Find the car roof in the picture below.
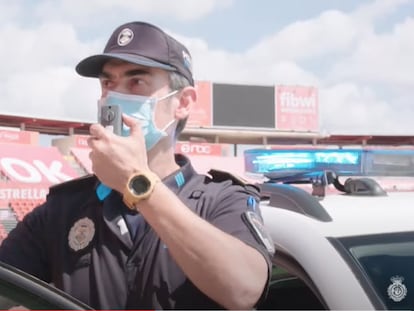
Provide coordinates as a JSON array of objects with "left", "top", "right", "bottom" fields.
[{"left": 261, "top": 188, "right": 414, "bottom": 238}]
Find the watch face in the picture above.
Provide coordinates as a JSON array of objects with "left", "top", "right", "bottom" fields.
[{"left": 130, "top": 175, "right": 151, "bottom": 195}]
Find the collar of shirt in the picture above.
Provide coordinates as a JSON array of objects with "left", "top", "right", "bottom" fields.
[
  {"left": 96, "top": 154, "right": 199, "bottom": 242},
  {"left": 95, "top": 153, "right": 198, "bottom": 202}
]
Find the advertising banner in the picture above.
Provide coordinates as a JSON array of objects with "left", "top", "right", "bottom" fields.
[
  {"left": 70, "top": 147, "right": 92, "bottom": 173},
  {"left": 186, "top": 81, "right": 212, "bottom": 128},
  {"left": 0, "top": 130, "right": 38, "bottom": 145},
  {"left": 275, "top": 85, "right": 319, "bottom": 131},
  {"left": 176, "top": 142, "right": 225, "bottom": 156},
  {"left": 0, "top": 144, "right": 78, "bottom": 184},
  {"left": 74, "top": 135, "right": 90, "bottom": 148},
  {"left": 0, "top": 182, "right": 50, "bottom": 203}
]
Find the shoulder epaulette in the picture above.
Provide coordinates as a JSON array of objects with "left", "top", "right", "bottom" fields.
[
  {"left": 207, "top": 169, "right": 249, "bottom": 187},
  {"left": 48, "top": 174, "right": 99, "bottom": 196}
]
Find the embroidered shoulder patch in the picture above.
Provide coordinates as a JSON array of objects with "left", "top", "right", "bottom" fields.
[{"left": 243, "top": 211, "right": 275, "bottom": 256}]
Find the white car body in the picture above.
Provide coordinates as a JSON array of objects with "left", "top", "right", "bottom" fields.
[{"left": 260, "top": 181, "right": 414, "bottom": 310}]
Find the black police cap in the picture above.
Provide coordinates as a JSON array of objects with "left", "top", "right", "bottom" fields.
[{"left": 76, "top": 21, "right": 194, "bottom": 86}]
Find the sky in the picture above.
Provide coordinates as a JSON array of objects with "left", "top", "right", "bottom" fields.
[{"left": 0, "top": 0, "right": 413, "bottom": 135}]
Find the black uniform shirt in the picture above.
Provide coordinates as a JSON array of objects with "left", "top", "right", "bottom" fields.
[{"left": 0, "top": 154, "right": 272, "bottom": 309}]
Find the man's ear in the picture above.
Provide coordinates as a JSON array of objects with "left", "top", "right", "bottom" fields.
[{"left": 176, "top": 86, "right": 197, "bottom": 119}]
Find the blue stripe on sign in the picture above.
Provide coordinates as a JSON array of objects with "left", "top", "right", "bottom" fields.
[{"left": 175, "top": 172, "right": 185, "bottom": 187}]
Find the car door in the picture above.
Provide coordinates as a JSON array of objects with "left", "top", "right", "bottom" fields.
[
  {"left": 258, "top": 250, "right": 327, "bottom": 310},
  {"left": 0, "top": 261, "right": 93, "bottom": 310}
]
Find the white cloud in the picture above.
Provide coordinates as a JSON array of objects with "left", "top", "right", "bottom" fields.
[
  {"left": 320, "top": 83, "right": 413, "bottom": 134},
  {"left": 0, "top": 20, "right": 101, "bottom": 121},
  {"left": 1, "top": 65, "right": 99, "bottom": 121},
  {"left": 352, "top": 0, "right": 413, "bottom": 23},
  {"left": 330, "top": 17, "right": 414, "bottom": 88},
  {"left": 2, "top": 67, "right": 76, "bottom": 118},
  {"left": 0, "top": 2, "right": 21, "bottom": 24},
  {"left": 0, "top": 23, "right": 95, "bottom": 73},
  {"left": 246, "top": 10, "right": 358, "bottom": 63},
  {"left": 0, "top": 0, "right": 413, "bottom": 136},
  {"left": 33, "top": 0, "right": 234, "bottom": 23},
  {"left": 173, "top": 31, "right": 320, "bottom": 86}
]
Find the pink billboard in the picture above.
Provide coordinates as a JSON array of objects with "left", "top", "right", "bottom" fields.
[
  {"left": 74, "top": 135, "right": 90, "bottom": 148},
  {"left": 186, "top": 81, "right": 212, "bottom": 128},
  {"left": 70, "top": 147, "right": 92, "bottom": 174},
  {"left": 0, "top": 182, "right": 50, "bottom": 203},
  {"left": 0, "top": 130, "right": 39, "bottom": 145},
  {"left": 275, "top": 85, "right": 319, "bottom": 131},
  {"left": 175, "top": 142, "right": 231, "bottom": 156},
  {"left": 0, "top": 143, "right": 78, "bottom": 184}
]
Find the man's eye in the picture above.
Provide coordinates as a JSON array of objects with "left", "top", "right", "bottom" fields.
[
  {"left": 101, "top": 80, "right": 112, "bottom": 88},
  {"left": 131, "top": 78, "right": 143, "bottom": 85}
]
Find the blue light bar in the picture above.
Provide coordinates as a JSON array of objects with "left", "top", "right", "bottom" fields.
[{"left": 244, "top": 148, "right": 414, "bottom": 176}]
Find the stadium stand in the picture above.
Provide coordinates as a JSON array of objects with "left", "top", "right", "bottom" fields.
[
  {"left": 9, "top": 199, "right": 45, "bottom": 222},
  {"left": 0, "top": 223, "right": 7, "bottom": 244},
  {"left": 1, "top": 112, "right": 414, "bottom": 243},
  {"left": 69, "top": 147, "right": 92, "bottom": 175},
  {"left": 0, "top": 200, "right": 18, "bottom": 244},
  {"left": 0, "top": 138, "right": 81, "bottom": 238}
]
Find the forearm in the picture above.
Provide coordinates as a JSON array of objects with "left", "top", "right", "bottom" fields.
[{"left": 138, "top": 183, "right": 268, "bottom": 310}]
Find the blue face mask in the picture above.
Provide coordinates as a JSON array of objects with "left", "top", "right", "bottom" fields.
[{"left": 99, "top": 90, "right": 177, "bottom": 150}]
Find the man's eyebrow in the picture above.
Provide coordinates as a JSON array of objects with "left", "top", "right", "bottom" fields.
[
  {"left": 99, "top": 71, "right": 111, "bottom": 79},
  {"left": 125, "top": 69, "right": 150, "bottom": 77}
]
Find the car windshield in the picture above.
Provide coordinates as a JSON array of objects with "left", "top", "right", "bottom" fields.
[{"left": 336, "top": 232, "right": 414, "bottom": 310}]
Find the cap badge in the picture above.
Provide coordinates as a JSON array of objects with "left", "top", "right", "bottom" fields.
[
  {"left": 68, "top": 217, "right": 95, "bottom": 251},
  {"left": 117, "top": 28, "right": 134, "bottom": 46}
]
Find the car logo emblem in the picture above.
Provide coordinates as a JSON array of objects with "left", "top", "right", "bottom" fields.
[
  {"left": 387, "top": 275, "right": 407, "bottom": 302},
  {"left": 68, "top": 217, "right": 95, "bottom": 251}
]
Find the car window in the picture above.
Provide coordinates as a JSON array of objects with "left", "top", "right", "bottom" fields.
[
  {"left": 258, "top": 258, "right": 326, "bottom": 310},
  {"left": 0, "top": 281, "right": 58, "bottom": 310},
  {"left": 336, "top": 232, "right": 414, "bottom": 310},
  {"left": 0, "top": 262, "right": 92, "bottom": 310}
]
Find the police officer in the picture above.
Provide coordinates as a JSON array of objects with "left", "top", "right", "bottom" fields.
[{"left": 0, "top": 21, "right": 273, "bottom": 310}]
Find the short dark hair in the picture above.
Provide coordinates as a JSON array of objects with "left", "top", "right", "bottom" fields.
[{"left": 168, "top": 72, "right": 191, "bottom": 140}]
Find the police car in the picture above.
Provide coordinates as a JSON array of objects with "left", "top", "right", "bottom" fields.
[
  {"left": 0, "top": 261, "right": 91, "bottom": 310},
  {"left": 250, "top": 148, "right": 414, "bottom": 310},
  {"left": 0, "top": 148, "right": 413, "bottom": 310}
]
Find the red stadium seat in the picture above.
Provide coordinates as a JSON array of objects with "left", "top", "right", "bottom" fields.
[
  {"left": 0, "top": 223, "right": 7, "bottom": 242},
  {"left": 8, "top": 199, "right": 44, "bottom": 222}
]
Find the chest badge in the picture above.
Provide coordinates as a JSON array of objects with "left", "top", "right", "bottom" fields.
[{"left": 68, "top": 217, "right": 95, "bottom": 251}]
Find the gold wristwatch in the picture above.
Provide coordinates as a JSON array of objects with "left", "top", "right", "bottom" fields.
[{"left": 122, "top": 171, "right": 160, "bottom": 209}]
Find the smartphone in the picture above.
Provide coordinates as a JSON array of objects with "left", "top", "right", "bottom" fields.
[{"left": 99, "top": 104, "right": 123, "bottom": 135}]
